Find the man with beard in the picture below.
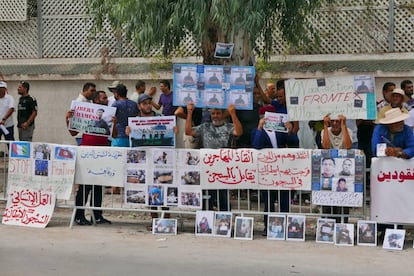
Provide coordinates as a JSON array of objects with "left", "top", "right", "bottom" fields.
[
  {"left": 17, "top": 81, "right": 38, "bottom": 141},
  {"left": 185, "top": 103, "right": 242, "bottom": 211}
]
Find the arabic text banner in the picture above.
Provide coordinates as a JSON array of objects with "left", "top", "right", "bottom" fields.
[
  {"left": 257, "top": 149, "right": 312, "bottom": 190},
  {"left": 285, "top": 75, "right": 376, "bottom": 121},
  {"left": 371, "top": 157, "right": 414, "bottom": 224},
  {"left": 75, "top": 146, "right": 126, "bottom": 186},
  {"left": 2, "top": 188, "right": 55, "bottom": 228},
  {"left": 200, "top": 148, "right": 258, "bottom": 189},
  {"left": 8, "top": 142, "right": 77, "bottom": 200}
]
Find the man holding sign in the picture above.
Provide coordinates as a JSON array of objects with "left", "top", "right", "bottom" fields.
[{"left": 66, "top": 90, "right": 115, "bottom": 225}]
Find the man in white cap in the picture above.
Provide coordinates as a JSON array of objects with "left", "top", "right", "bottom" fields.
[
  {"left": 0, "top": 81, "right": 15, "bottom": 141},
  {"left": 107, "top": 80, "right": 122, "bottom": 106},
  {"left": 372, "top": 107, "right": 414, "bottom": 158},
  {"left": 376, "top": 88, "right": 409, "bottom": 123}
]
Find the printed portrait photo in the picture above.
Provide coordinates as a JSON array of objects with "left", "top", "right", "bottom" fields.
[
  {"left": 335, "top": 158, "right": 355, "bottom": 177},
  {"left": 286, "top": 215, "right": 306, "bottom": 241},
  {"left": 316, "top": 218, "right": 336, "bottom": 244},
  {"left": 335, "top": 223, "right": 354, "bottom": 246},
  {"left": 234, "top": 217, "right": 254, "bottom": 240},
  {"left": 267, "top": 215, "right": 286, "bottom": 240},
  {"left": 332, "top": 177, "right": 354, "bottom": 193},
  {"left": 148, "top": 185, "right": 164, "bottom": 206},
  {"left": 357, "top": 220, "right": 377, "bottom": 246},
  {"left": 195, "top": 211, "right": 214, "bottom": 236},
  {"left": 166, "top": 186, "right": 178, "bottom": 206},
  {"left": 214, "top": 212, "right": 232, "bottom": 238}
]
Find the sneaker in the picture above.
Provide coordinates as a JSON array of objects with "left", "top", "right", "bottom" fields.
[
  {"left": 94, "top": 216, "right": 112, "bottom": 224},
  {"left": 75, "top": 217, "right": 92, "bottom": 226}
]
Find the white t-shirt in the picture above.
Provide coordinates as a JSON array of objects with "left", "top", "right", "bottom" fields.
[
  {"left": 321, "top": 127, "right": 353, "bottom": 149},
  {"left": 0, "top": 94, "right": 15, "bottom": 128}
]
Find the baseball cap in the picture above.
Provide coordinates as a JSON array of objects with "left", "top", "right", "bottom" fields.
[
  {"left": 138, "top": 94, "right": 152, "bottom": 104},
  {"left": 108, "top": 81, "right": 122, "bottom": 91},
  {"left": 0, "top": 81, "right": 7, "bottom": 88}
]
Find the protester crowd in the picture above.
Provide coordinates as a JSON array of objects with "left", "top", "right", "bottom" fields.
[{"left": 2, "top": 75, "right": 414, "bottom": 232}]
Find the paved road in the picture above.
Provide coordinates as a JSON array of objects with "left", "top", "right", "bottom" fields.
[{"left": 1, "top": 214, "right": 413, "bottom": 276}]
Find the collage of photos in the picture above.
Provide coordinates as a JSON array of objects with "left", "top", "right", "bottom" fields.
[
  {"left": 312, "top": 150, "right": 365, "bottom": 207},
  {"left": 172, "top": 64, "right": 255, "bottom": 110},
  {"left": 320, "top": 157, "right": 355, "bottom": 193},
  {"left": 124, "top": 149, "right": 202, "bottom": 209}
]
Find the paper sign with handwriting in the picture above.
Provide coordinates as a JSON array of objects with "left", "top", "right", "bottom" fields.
[
  {"left": 285, "top": 75, "right": 376, "bottom": 121},
  {"left": 200, "top": 148, "right": 258, "bottom": 189},
  {"left": 75, "top": 146, "right": 126, "bottom": 186},
  {"left": 257, "top": 149, "right": 312, "bottom": 190},
  {"left": 2, "top": 188, "right": 55, "bottom": 228}
]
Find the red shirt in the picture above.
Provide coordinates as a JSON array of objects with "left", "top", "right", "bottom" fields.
[{"left": 80, "top": 133, "right": 109, "bottom": 146}]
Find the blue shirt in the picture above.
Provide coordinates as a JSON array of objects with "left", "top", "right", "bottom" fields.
[
  {"left": 112, "top": 99, "right": 139, "bottom": 138},
  {"left": 371, "top": 124, "right": 414, "bottom": 158}
]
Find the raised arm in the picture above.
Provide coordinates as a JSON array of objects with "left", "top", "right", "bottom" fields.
[
  {"left": 339, "top": 115, "right": 352, "bottom": 149},
  {"left": 228, "top": 104, "right": 243, "bottom": 137},
  {"left": 185, "top": 103, "right": 197, "bottom": 137}
]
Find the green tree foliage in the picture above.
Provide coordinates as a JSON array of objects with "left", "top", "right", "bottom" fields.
[{"left": 85, "top": 0, "right": 326, "bottom": 65}]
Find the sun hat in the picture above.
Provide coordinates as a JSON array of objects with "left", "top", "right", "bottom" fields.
[
  {"left": 379, "top": 108, "right": 409, "bottom": 124},
  {"left": 391, "top": 88, "right": 410, "bottom": 102},
  {"left": 108, "top": 81, "right": 122, "bottom": 91}
]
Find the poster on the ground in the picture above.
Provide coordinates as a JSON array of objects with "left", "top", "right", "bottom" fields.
[
  {"left": 8, "top": 142, "right": 77, "bottom": 200},
  {"left": 285, "top": 75, "right": 376, "bottom": 121},
  {"left": 2, "top": 188, "right": 55, "bottom": 228},
  {"left": 128, "top": 116, "right": 176, "bottom": 147},
  {"left": 69, "top": 101, "right": 116, "bottom": 137}
]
